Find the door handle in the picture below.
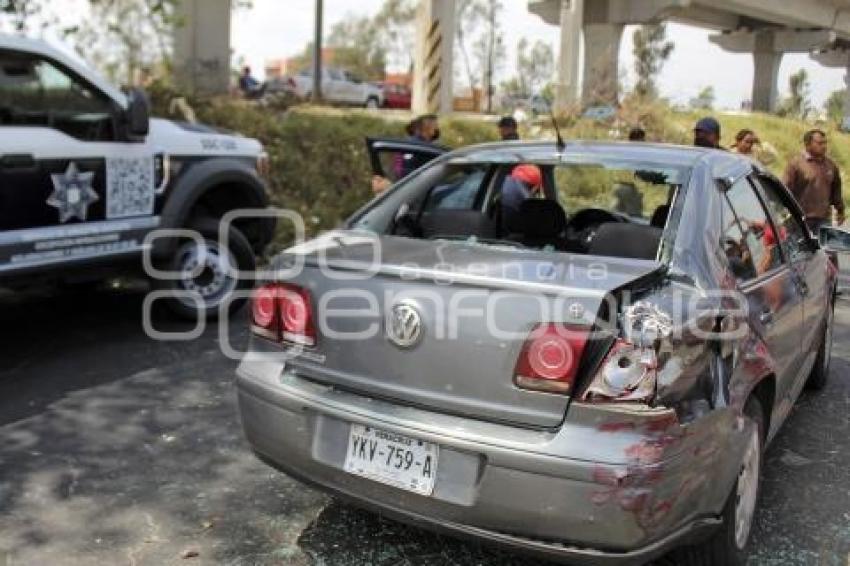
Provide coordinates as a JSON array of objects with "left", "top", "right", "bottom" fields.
[
  {"left": 759, "top": 309, "right": 774, "bottom": 325},
  {"left": 1, "top": 153, "right": 36, "bottom": 170}
]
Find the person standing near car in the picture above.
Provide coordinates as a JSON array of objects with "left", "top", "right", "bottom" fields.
[
  {"left": 693, "top": 117, "right": 722, "bottom": 149},
  {"left": 501, "top": 164, "right": 543, "bottom": 231},
  {"left": 238, "top": 66, "right": 266, "bottom": 99},
  {"left": 783, "top": 129, "right": 846, "bottom": 233},
  {"left": 372, "top": 114, "right": 442, "bottom": 195},
  {"left": 730, "top": 128, "right": 777, "bottom": 166},
  {"left": 498, "top": 116, "right": 520, "bottom": 141}
]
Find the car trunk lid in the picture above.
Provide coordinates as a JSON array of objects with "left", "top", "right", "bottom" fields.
[{"left": 274, "top": 233, "right": 664, "bottom": 428}]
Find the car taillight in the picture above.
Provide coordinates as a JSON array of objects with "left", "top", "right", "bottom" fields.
[
  {"left": 279, "top": 286, "right": 316, "bottom": 346},
  {"left": 514, "top": 324, "right": 589, "bottom": 394},
  {"left": 582, "top": 339, "right": 657, "bottom": 403},
  {"left": 252, "top": 284, "right": 279, "bottom": 327},
  {"left": 250, "top": 283, "right": 316, "bottom": 346}
]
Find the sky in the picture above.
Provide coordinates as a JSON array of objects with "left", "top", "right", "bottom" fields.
[{"left": 231, "top": 0, "right": 848, "bottom": 111}]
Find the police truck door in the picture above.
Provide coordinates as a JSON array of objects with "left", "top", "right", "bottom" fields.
[{"left": 0, "top": 48, "right": 157, "bottom": 271}]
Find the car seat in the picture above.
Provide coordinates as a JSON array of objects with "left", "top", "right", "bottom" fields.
[
  {"left": 508, "top": 199, "right": 568, "bottom": 250},
  {"left": 587, "top": 223, "right": 663, "bottom": 260},
  {"left": 419, "top": 209, "right": 498, "bottom": 240}
]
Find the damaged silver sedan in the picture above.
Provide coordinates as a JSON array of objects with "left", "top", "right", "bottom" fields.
[{"left": 237, "top": 141, "right": 837, "bottom": 565}]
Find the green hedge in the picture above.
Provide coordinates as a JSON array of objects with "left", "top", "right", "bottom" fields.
[{"left": 189, "top": 103, "right": 500, "bottom": 251}]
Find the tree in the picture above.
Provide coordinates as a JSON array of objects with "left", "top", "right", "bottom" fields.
[
  {"left": 0, "top": 0, "right": 47, "bottom": 33},
  {"left": 779, "top": 69, "right": 812, "bottom": 120},
  {"left": 304, "top": 1, "right": 415, "bottom": 81},
  {"left": 455, "top": 0, "right": 504, "bottom": 112},
  {"left": 825, "top": 88, "right": 846, "bottom": 123},
  {"left": 515, "top": 38, "right": 554, "bottom": 97},
  {"left": 326, "top": 16, "right": 388, "bottom": 81},
  {"left": 455, "top": 0, "right": 485, "bottom": 95},
  {"left": 632, "top": 24, "right": 674, "bottom": 99},
  {"left": 690, "top": 85, "right": 715, "bottom": 110},
  {"left": 474, "top": 0, "right": 504, "bottom": 113},
  {"left": 2, "top": 0, "right": 255, "bottom": 88},
  {"left": 373, "top": 0, "right": 417, "bottom": 72},
  {"left": 60, "top": 0, "right": 180, "bottom": 86}
]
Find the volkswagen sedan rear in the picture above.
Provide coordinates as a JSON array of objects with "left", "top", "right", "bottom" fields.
[{"left": 237, "top": 142, "right": 835, "bottom": 565}]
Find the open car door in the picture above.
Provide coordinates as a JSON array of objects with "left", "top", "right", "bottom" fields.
[
  {"left": 820, "top": 225, "right": 850, "bottom": 292},
  {"left": 366, "top": 137, "right": 447, "bottom": 183}
]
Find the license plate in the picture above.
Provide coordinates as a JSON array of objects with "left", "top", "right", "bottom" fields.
[{"left": 343, "top": 424, "right": 439, "bottom": 496}]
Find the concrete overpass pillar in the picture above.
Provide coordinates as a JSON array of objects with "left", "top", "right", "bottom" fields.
[
  {"left": 713, "top": 28, "right": 838, "bottom": 113},
  {"left": 752, "top": 32, "right": 782, "bottom": 112},
  {"left": 412, "top": 0, "right": 455, "bottom": 115},
  {"left": 554, "top": 0, "right": 584, "bottom": 114},
  {"left": 845, "top": 64, "right": 850, "bottom": 123},
  {"left": 582, "top": 22, "right": 624, "bottom": 105},
  {"left": 811, "top": 47, "right": 850, "bottom": 123},
  {"left": 172, "top": 0, "right": 232, "bottom": 95}
]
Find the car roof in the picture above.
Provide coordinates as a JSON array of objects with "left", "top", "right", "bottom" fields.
[
  {"left": 0, "top": 33, "right": 127, "bottom": 107},
  {"left": 447, "top": 140, "right": 751, "bottom": 178}
]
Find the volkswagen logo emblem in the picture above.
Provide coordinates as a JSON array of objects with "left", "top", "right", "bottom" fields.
[{"left": 387, "top": 303, "right": 423, "bottom": 349}]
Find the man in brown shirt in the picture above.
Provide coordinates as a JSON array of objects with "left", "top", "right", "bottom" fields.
[{"left": 783, "top": 129, "right": 845, "bottom": 233}]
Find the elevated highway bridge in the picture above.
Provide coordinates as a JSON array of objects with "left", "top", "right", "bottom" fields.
[
  {"left": 171, "top": 0, "right": 850, "bottom": 116},
  {"left": 530, "top": 0, "right": 850, "bottom": 112}
]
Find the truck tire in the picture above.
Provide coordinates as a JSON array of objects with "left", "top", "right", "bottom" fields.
[
  {"left": 365, "top": 97, "right": 379, "bottom": 109},
  {"left": 671, "top": 397, "right": 764, "bottom": 566},
  {"left": 157, "top": 217, "right": 255, "bottom": 321}
]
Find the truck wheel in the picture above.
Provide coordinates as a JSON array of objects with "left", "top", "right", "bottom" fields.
[
  {"left": 672, "top": 397, "right": 764, "bottom": 566},
  {"left": 158, "top": 217, "right": 255, "bottom": 321},
  {"left": 806, "top": 298, "right": 834, "bottom": 390},
  {"left": 365, "top": 97, "right": 379, "bottom": 109}
]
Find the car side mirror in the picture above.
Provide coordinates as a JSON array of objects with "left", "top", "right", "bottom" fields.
[
  {"left": 819, "top": 226, "right": 850, "bottom": 253},
  {"left": 125, "top": 87, "right": 150, "bottom": 141},
  {"left": 798, "top": 236, "right": 817, "bottom": 254}
]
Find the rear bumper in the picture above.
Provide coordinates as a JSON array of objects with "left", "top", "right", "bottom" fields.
[
  {"left": 236, "top": 357, "right": 745, "bottom": 565},
  {"left": 253, "top": 450, "right": 718, "bottom": 566}
]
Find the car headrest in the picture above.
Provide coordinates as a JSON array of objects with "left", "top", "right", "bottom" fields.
[
  {"left": 419, "top": 209, "right": 497, "bottom": 240},
  {"left": 588, "top": 222, "right": 663, "bottom": 260},
  {"left": 517, "top": 199, "right": 566, "bottom": 239}
]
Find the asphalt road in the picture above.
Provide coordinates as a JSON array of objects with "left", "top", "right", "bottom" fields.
[{"left": 1, "top": 283, "right": 849, "bottom": 566}]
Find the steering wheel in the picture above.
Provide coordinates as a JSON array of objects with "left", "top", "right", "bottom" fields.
[{"left": 565, "top": 208, "right": 624, "bottom": 250}]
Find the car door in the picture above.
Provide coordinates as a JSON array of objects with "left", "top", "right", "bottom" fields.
[
  {"left": 365, "top": 138, "right": 447, "bottom": 183},
  {"left": 342, "top": 71, "right": 364, "bottom": 105},
  {"left": 325, "top": 69, "right": 346, "bottom": 103},
  {"left": 753, "top": 174, "right": 828, "bottom": 392},
  {"left": 0, "top": 49, "right": 156, "bottom": 267},
  {"left": 721, "top": 176, "right": 804, "bottom": 420}
]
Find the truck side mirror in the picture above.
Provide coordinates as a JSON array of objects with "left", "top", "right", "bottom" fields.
[
  {"left": 125, "top": 87, "right": 150, "bottom": 141},
  {"left": 819, "top": 226, "right": 850, "bottom": 253}
]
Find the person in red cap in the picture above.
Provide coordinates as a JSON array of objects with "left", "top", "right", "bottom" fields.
[{"left": 502, "top": 164, "right": 543, "bottom": 231}]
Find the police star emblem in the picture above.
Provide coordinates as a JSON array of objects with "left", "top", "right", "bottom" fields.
[{"left": 47, "top": 162, "right": 99, "bottom": 223}]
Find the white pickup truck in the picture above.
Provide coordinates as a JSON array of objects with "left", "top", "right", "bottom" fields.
[
  {"left": 291, "top": 67, "right": 384, "bottom": 108},
  {"left": 0, "top": 34, "right": 274, "bottom": 319}
]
